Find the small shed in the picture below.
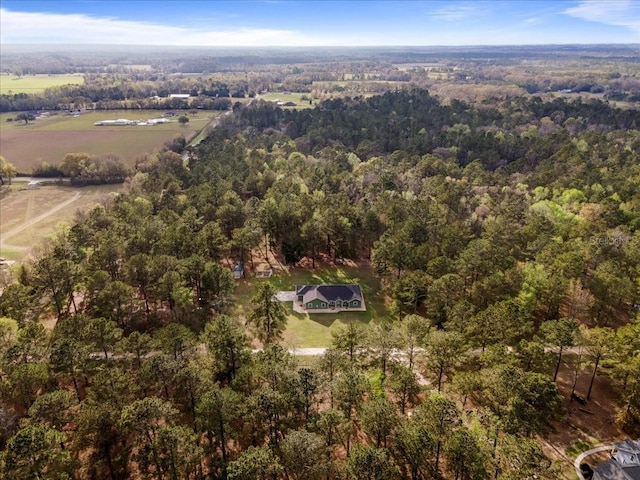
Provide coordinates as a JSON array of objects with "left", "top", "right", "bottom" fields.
[
  {"left": 233, "top": 261, "right": 244, "bottom": 279},
  {"left": 256, "top": 268, "right": 273, "bottom": 278}
]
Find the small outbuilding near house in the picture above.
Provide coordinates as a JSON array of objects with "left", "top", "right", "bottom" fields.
[{"left": 233, "top": 261, "right": 244, "bottom": 279}]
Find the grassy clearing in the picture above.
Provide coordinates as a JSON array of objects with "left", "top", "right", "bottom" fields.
[
  {"left": 565, "top": 439, "right": 599, "bottom": 458},
  {"left": 0, "top": 110, "right": 220, "bottom": 172},
  {"left": 0, "top": 74, "right": 84, "bottom": 94},
  {"left": 231, "top": 263, "right": 389, "bottom": 348},
  {"left": 0, "top": 248, "right": 23, "bottom": 262},
  {"left": 0, "top": 184, "right": 125, "bottom": 260}
]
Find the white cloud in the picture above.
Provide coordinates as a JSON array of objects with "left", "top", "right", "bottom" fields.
[
  {"left": 563, "top": 0, "right": 640, "bottom": 32},
  {"left": 426, "top": 3, "right": 481, "bottom": 21},
  {"left": 0, "top": 8, "right": 317, "bottom": 46},
  {"left": 524, "top": 17, "right": 541, "bottom": 25}
]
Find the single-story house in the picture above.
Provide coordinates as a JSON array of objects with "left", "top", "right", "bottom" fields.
[
  {"left": 593, "top": 438, "right": 640, "bottom": 480},
  {"left": 295, "top": 284, "right": 365, "bottom": 312}
]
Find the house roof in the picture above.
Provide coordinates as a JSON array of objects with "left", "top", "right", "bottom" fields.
[
  {"left": 295, "top": 284, "right": 363, "bottom": 304},
  {"left": 615, "top": 439, "right": 640, "bottom": 456},
  {"left": 594, "top": 439, "right": 640, "bottom": 480},
  {"left": 593, "top": 460, "right": 640, "bottom": 480}
]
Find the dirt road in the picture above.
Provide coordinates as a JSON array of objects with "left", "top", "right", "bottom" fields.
[{"left": 0, "top": 191, "right": 81, "bottom": 249}]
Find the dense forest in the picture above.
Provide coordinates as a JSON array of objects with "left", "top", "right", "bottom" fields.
[{"left": 1, "top": 88, "right": 640, "bottom": 479}]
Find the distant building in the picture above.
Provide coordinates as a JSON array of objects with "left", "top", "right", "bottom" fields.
[
  {"left": 593, "top": 438, "right": 640, "bottom": 480},
  {"left": 0, "top": 258, "right": 17, "bottom": 269},
  {"left": 95, "top": 118, "right": 168, "bottom": 126},
  {"left": 256, "top": 268, "right": 273, "bottom": 278},
  {"left": 169, "top": 94, "right": 190, "bottom": 99},
  {"left": 95, "top": 118, "right": 134, "bottom": 126}
]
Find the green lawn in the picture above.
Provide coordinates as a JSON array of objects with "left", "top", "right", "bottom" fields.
[
  {"left": 0, "top": 248, "right": 23, "bottom": 262},
  {"left": 565, "top": 439, "right": 599, "bottom": 458},
  {"left": 0, "top": 74, "right": 84, "bottom": 94},
  {"left": 231, "top": 263, "right": 389, "bottom": 348}
]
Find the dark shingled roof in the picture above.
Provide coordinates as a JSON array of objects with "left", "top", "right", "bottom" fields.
[
  {"left": 593, "top": 438, "right": 640, "bottom": 480},
  {"left": 295, "top": 284, "right": 363, "bottom": 304},
  {"left": 593, "top": 460, "right": 640, "bottom": 480}
]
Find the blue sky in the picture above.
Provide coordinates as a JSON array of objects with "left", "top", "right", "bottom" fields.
[{"left": 1, "top": 1, "right": 639, "bottom": 46}]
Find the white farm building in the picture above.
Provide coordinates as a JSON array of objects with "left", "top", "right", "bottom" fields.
[{"left": 95, "top": 118, "right": 170, "bottom": 127}]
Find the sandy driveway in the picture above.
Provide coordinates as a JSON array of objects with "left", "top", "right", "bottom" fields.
[{"left": 275, "top": 290, "right": 296, "bottom": 302}]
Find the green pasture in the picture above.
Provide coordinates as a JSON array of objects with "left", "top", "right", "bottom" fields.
[
  {"left": 0, "top": 74, "right": 84, "bottom": 94},
  {"left": 232, "top": 263, "right": 388, "bottom": 348},
  {"left": 1, "top": 110, "right": 212, "bottom": 132},
  {"left": 0, "top": 248, "right": 23, "bottom": 262}
]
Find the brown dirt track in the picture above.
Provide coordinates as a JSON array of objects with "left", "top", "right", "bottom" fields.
[{"left": 0, "top": 184, "right": 124, "bottom": 260}]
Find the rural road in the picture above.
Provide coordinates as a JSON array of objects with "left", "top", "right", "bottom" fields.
[
  {"left": 0, "top": 191, "right": 81, "bottom": 247},
  {"left": 284, "top": 347, "right": 328, "bottom": 356},
  {"left": 574, "top": 444, "right": 611, "bottom": 480}
]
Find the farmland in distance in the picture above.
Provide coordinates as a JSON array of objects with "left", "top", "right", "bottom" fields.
[
  {"left": 0, "top": 110, "right": 219, "bottom": 172},
  {"left": 0, "top": 74, "right": 84, "bottom": 94}
]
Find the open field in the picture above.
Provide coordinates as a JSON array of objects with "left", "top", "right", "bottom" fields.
[
  {"left": 231, "top": 261, "right": 388, "bottom": 348},
  {"left": 0, "top": 74, "right": 84, "bottom": 94},
  {"left": 312, "top": 80, "right": 408, "bottom": 88},
  {"left": 0, "top": 110, "right": 219, "bottom": 172},
  {"left": 0, "top": 183, "right": 125, "bottom": 261},
  {"left": 257, "top": 92, "right": 316, "bottom": 109}
]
